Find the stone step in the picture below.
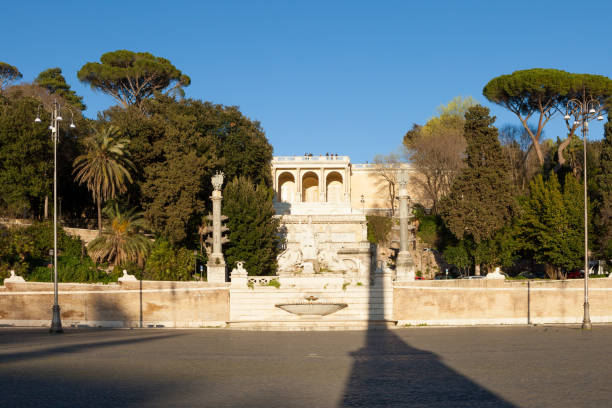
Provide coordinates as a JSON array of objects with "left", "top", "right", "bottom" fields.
[{"left": 226, "top": 320, "right": 398, "bottom": 331}]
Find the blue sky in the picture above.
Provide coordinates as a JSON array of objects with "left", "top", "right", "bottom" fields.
[{"left": 5, "top": 0, "right": 612, "bottom": 162}]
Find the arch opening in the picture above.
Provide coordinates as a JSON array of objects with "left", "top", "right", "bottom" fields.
[
  {"left": 302, "top": 172, "right": 319, "bottom": 203},
  {"left": 326, "top": 171, "right": 344, "bottom": 203},
  {"left": 278, "top": 172, "right": 296, "bottom": 203}
]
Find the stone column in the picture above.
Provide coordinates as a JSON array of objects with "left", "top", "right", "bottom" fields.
[
  {"left": 207, "top": 172, "right": 227, "bottom": 283},
  {"left": 395, "top": 170, "right": 415, "bottom": 281},
  {"left": 320, "top": 167, "right": 326, "bottom": 202},
  {"left": 345, "top": 166, "right": 351, "bottom": 204},
  {"left": 297, "top": 168, "right": 302, "bottom": 202}
]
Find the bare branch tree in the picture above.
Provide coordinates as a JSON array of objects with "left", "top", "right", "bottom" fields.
[{"left": 372, "top": 152, "right": 402, "bottom": 216}]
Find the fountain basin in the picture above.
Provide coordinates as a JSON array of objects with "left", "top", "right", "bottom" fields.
[{"left": 276, "top": 302, "right": 348, "bottom": 316}]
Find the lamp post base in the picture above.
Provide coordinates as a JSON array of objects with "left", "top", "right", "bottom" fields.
[
  {"left": 582, "top": 302, "right": 592, "bottom": 330},
  {"left": 50, "top": 304, "right": 63, "bottom": 333}
]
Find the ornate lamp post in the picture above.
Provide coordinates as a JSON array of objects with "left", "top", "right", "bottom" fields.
[
  {"left": 564, "top": 91, "right": 604, "bottom": 330},
  {"left": 35, "top": 101, "right": 75, "bottom": 333}
]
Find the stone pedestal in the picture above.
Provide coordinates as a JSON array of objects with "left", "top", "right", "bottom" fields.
[
  {"left": 207, "top": 260, "right": 227, "bottom": 283},
  {"left": 396, "top": 251, "right": 415, "bottom": 281},
  {"left": 230, "top": 261, "right": 248, "bottom": 287}
]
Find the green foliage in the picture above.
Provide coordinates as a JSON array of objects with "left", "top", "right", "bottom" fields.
[
  {"left": 403, "top": 97, "right": 473, "bottom": 213},
  {"left": 516, "top": 173, "right": 587, "bottom": 275},
  {"left": 0, "top": 222, "right": 111, "bottom": 283},
  {"left": 443, "top": 242, "right": 470, "bottom": 270},
  {"left": 0, "top": 95, "right": 53, "bottom": 217},
  {"left": 73, "top": 125, "right": 134, "bottom": 231},
  {"left": 105, "top": 96, "right": 273, "bottom": 244},
  {"left": 144, "top": 238, "right": 194, "bottom": 281},
  {"left": 267, "top": 279, "right": 280, "bottom": 289},
  {"left": 595, "top": 115, "right": 612, "bottom": 258},
  {"left": 223, "top": 176, "right": 280, "bottom": 276},
  {"left": 472, "top": 227, "right": 519, "bottom": 270},
  {"left": 440, "top": 105, "right": 515, "bottom": 245},
  {"left": 35, "top": 68, "right": 86, "bottom": 110},
  {"left": 417, "top": 216, "right": 440, "bottom": 248},
  {"left": 78, "top": 50, "right": 190, "bottom": 108},
  {"left": 483, "top": 68, "right": 612, "bottom": 165},
  {"left": 87, "top": 203, "right": 151, "bottom": 267},
  {"left": 0, "top": 62, "right": 22, "bottom": 91},
  {"left": 366, "top": 215, "right": 392, "bottom": 244}
]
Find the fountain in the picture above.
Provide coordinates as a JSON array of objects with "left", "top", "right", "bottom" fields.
[{"left": 275, "top": 295, "right": 348, "bottom": 316}]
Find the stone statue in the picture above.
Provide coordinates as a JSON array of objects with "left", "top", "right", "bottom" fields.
[
  {"left": 231, "top": 261, "right": 248, "bottom": 276},
  {"left": 300, "top": 220, "right": 317, "bottom": 261},
  {"left": 277, "top": 248, "right": 302, "bottom": 273},
  {"left": 211, "top": 171, "right": 224, "bottom": 191},
  {"left": 4, "top": 270, "right": 25, "bottom": 283},
  {"left": 118, "top": 269, "right": 138, "bottom": 282},
  {"left": 318, "top": 248, "right": 347, "bottom": 272},
  {"left": 486, "top": 266, "right": 505, "bottom": 280}
]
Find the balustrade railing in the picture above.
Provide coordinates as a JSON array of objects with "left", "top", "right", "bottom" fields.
[{"left": 275, "top": 155, "right": 350, "bottom": 162}]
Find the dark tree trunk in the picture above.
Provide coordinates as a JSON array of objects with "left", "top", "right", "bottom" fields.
[{"left": 97, "top": 197, "right": 102, "bottom": 236}]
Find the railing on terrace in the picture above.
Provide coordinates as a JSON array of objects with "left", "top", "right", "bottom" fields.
[
  {"left": 247, "top": 276, "right": 278, "bottom": 285},
  {"left": 274, "top": 155, "right": 350, "bottom": 162}
]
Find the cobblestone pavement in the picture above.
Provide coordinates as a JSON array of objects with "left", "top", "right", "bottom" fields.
[{"left": 1, "top": 325, "right": 611, "bottom": 407}]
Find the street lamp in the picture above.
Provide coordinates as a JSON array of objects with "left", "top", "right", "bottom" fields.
[
  {"left": 360, "top": 194, "right": 365, "bottom": 214},
  {"left": 564, "top": 91, "right": 604, "bottom": 330},
  {"left": 35, "top": 100, "right": 75, "bottom": 334}
]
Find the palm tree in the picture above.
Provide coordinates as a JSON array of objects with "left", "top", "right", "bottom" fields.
[
  {"left": 73, "top": 125, "right": 134, "bottom": 234},
  {"left": 87, "top": 202, "right": 151, "bottom": 267}
]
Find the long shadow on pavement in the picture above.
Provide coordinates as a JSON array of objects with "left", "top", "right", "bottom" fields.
[
  {"left": 0, "top": 330, "right": 186, "bottom": 408},
  {"left": 340, "top": 266, "right": 516, "bottom": 408},
  {"left": 0, "top": 330, "right": 182, "bottom": 365}
]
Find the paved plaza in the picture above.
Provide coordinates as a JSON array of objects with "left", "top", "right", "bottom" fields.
[{"left": 1, "top": 325, "right": 611, "bottom": 407}]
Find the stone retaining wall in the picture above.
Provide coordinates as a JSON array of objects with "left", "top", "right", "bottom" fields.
[
  {"left": 393, "top": 279, "right": 612, "bottom": 326},
  {"left": 0, "top": 281, "right": 229, "bottom": 328},
  {"left": 2, "top": 278, "right": 612, "bottom": 329}
]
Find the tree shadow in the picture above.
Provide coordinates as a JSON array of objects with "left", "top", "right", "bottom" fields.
[
  {"left": 0, "top": 330, "right": 181, "bottom": 365},
  {"left": 0, "top": 330, "right": 185, "bottom": 408},
  {"left": 341, "top": 271, "right": 516, "bottom": 407}
]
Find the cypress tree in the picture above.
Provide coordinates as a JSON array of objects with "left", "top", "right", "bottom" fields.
[
  {"left": 440, "top": 105, "right": 515, "bottom": 274},
  {"left": 223, "top": 176, "right": 280, "bottom": 276},
  {"left": 517, "top": 173, "right": 585, "bottom": 278},
  {"left": 595, "top": 115, "right": 612, "bottom": 257}
]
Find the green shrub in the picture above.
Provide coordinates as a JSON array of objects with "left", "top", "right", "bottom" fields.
[
  {"left": 366, "top": 215, "right": 392, "bottom": 244},
  {"left": 0, "top": 222, "right": 111, "bottom": 283},
  {"left": 267, "top": 278, "right": 280, "bottom": 289},
  {"left": 144, "top": 238, "right": 195, "bottom": 281}
]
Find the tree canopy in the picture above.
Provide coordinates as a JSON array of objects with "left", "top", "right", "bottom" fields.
[
  {"left": 483, "top": 68, "right": 612, "bottom": 167},
  {"left": 223, "top": 176, "right": 280, "bottom": 276},
  {"left": 440, "top": 105, "right": 515, "bottom": 272},
  {"left": 73, "top": 125, "right": 134, "bottom": 233},
  {"left": 403, "top": 96, "right": 475, "bottom": 213},
  {"left": 78, "top": 50, "right": 191, "bottom": 108},
  {"left": 35, "top": 68, "right": 86, "bottom": 110},
  {"left": 595, "top": 115, "right": 612, "bottom": 258},
  {"left": 104, "top": 95, "right": 273, "bottom": 245},
  {"left": 0, "top": 95, "right": 52, "bottom": 217},
  {"left": 87, "top": 203, "right": 151, "bottom": 267},
  {"left": 517, "top": 173, "right": 586, "bottom": 278},
  {"left": 0, "top": 62, "right": 22, "bottom": 91}
]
